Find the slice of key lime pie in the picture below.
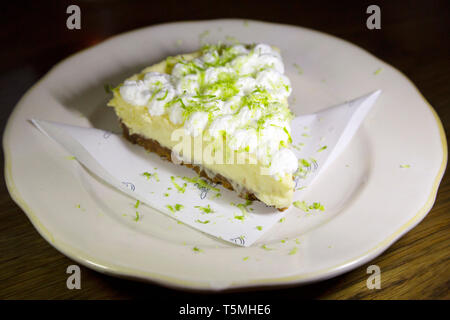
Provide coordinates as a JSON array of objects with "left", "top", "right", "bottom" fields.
[{"left": 108, "top": 43, "right": 298, "bottom": 209}]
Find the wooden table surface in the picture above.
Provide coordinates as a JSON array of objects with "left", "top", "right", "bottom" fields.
[{"left": 0, "top": 0, "right": 449, "bottom": 300}]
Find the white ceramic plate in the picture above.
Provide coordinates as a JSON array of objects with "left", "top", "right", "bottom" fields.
[{"left": 4, "top": 19, "right": 446, "bottom": 291}]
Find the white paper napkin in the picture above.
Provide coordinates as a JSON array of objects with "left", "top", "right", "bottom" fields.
[{"left": 31, "top": 90, "right": 380, "bottom": 247}]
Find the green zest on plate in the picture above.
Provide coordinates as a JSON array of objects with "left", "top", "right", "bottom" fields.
[
  {"left": 300, "top": 158, "right": 310, "bottom": 167},
  {"left": 194, "top": 204, "right": 214, "bottom": 214},
  {"left": 166, "top": 203, "right": 184, "bottom": 213},
  {"left": 317, "top": 145, "right": 327, "bottom": 152},
  {"left": 195, "top": 219, "right": 210, "bottom": 224},
  {"left": 231, "top": 199, "right": 253, "bottom": 217},
  {"left": 193, "top": 246, "right": 203, "bottom": 253},
  {"left": 182, "top": 176, "right": 220, "bottom": 192},
  {"left": 256, "top": 226, "right": 263, "bottom": 231},
  {"left": 309, "top": 202, "right": 325, "bottom": 211},
  {"left": 142, "top": 171, "right": 160, "bottom": 182},
  {"left": 289, "top": 247, "right": 298, "bottom": 255},
  {"left": 134, "top": 211, "right": 140, "bottom": 222},
  {"left": 293, "top": 200, "right": 325, "bottom": 212},
  {"left": 293, "top": 200, "right": 309, "bottom": 211},
  {"left": 261, "top": 244, "right": 273, "bottom": 251},
  {"left": 400, "top": 164, "right": 411, "bottom": 168},
  {"left": 134, "top": 200, "right": 140, "bottom": 209},
  {"left": 171, "top": 176, "right": 187, "bottom": 193},
  {"left": 294, "top": 158, "right": 316, "bottom": 180}
]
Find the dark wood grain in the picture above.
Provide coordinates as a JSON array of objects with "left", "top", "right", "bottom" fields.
[{"left": 0, "top": 0, "right": 449, "bottom": 300}]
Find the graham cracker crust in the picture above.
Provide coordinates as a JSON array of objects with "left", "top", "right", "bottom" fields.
[{"left": 120, "top": 122, "right": 287, "bottom": 211}]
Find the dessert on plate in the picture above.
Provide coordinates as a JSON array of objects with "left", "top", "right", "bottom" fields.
[{"left": 108, "top": 43, "right": 298, "bottom": 210}]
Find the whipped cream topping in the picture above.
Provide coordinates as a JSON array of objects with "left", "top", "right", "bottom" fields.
[{"left": 118, "top": 43, "right": 298, "bottom": 178}]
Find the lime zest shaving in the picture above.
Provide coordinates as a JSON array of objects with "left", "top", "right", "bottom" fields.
[
  {"left": 400, "top": 164, "right": 411, "bottom": 168},
  {"left": 243, "top": 256, "right": 249, "bottom": 261},
  {"left": 256, "top": 226, "right": 263, "bottom": 231},
  {"left": 231, "top": 200, "right": 253, "bottom": 217},
  {"left": 142, "top": 171, "right": 160, "bottom": 182},
  {"left": 75, "top": 204, "right": 86, "bottom": 212},
  {"left": 134, "top": 211, "right": 140, "bottom": 222},
  {"left": 300, "top": 159, "right": 310, "bottom": 167},
  {"left": 309, "top": 202, "right": 325, "bottom": 211},
  {"left": 293, "top": 200, "right": 325, "bottom": 212},
  {"left": 156, "top": 89, "right": 168, "bottom": 101},
  {"left": 195, "top": 219, "right": 210, "bottom": 224},
  {"left": 182, "top": 176, "right": 220, "bottom": 192},
  {"left": 193, "top": 246, "right": 203, "bottom": 253},
  {"left": 134, "top": 200, "right": 140, "bottom": 209},
  {"left": 171, "top": 176, "right": 187, "bottom": 193},
  {"left": 293, "top": 200, "right": 309, "bottom": 212},
  {"left": 166, "top": 203, "right": 184, "bottom": 213},
  {"left": 261, "top": 244, "right": 273, "bottom": 251},
  {"left": 374, "top": 68, "right": 382, "bottom": 75},
  {"left": 289, "top": 247, "right": 298, "bottom": 255},
  {"left": 317, "top": 145, "right": 328, "bottom": 153},
  {"left": 283, "top": 127, "right": 292, "bottom": 143},
  {"left": 195, "top": 204, "right": 214, "bottom": 214}
]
